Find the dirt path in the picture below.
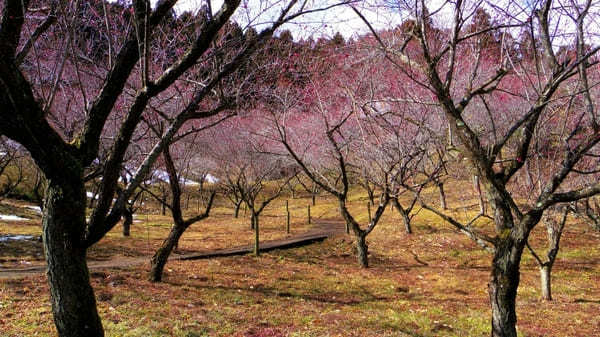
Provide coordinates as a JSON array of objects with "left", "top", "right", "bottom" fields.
[{"left": 0, "top": 220, "right": 346, "bottom": 279}]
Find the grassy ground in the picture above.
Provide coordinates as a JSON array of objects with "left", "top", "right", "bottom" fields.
[{"left": 1, "top": 187, "right": 600, "bottom": 336}]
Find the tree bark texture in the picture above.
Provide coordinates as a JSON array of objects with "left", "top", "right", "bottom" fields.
[
  {"left": 489, "top": 238, "right": 523, "bottom": 337},
  {"left": 44, "top": 180, "right": 104, "bottom": 337},
  {"left": 356, "top": 233, "right": 368, "bottom": 268},
  {"left": 122, "top": 208, "right": 133, "bottom": 237},
  {"left": 438, "top": 182, "right": 447, "bottom": 210},
  {"left": 540, "top": 264, "right": 552, "bottom": 301},
  {"left": 149, "top": 223, "right": 185, "bottom": 282}
]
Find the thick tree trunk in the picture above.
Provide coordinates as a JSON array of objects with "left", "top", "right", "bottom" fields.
[
  {"left": 44, "top": 181, "right": 104, "bottom": 337},
  {"left": 149, "top": 223, "right": 185, "bottom": 282},
  {"left": 540, "top": 264, "right": 552, "bottom": 301},
  {"left": 489, "top": 239, "right": 522, "bottom": 337},
  {"left": 253, "top": 213, "right": 260, "bottom": 256},
  {"left": 356, "top": 233, "right": 368, "bottom": 268},
  {"left": 122, "top": 208, "right": 133, "bottom": 237}
]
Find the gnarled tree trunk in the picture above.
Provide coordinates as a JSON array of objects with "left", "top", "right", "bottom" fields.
[
  {"left": 149, "top": 223, "right": 185, "bottom": 282},
  {"left": 489, "top": 238, "right": 523, "bottom": 337},
  {"left": 44, "top": 179, "right": 104, "bottom": 337},
  {"left": 356, "top": 233, "right": 368, "bottom": 268}
]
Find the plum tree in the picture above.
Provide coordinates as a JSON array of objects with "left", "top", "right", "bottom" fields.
[
  {"left": 0, "top": 0, "right": 347, "bottom": 335},
  {"left": 354, "top": 0, "right": 600, "bottom": 335}
]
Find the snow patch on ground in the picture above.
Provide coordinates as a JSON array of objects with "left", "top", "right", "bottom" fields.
[
  {"left": 0, "top": 214, "right": 29, "bottom": 221},
  {"left": 150, "top": 170, "right": 219, "bottom": 185},
  {"left": 0, "top": 234, "right": 35, "bottom": 242},
  {"left": 25, "top": 205, "right": 42, "bottom": 213}
]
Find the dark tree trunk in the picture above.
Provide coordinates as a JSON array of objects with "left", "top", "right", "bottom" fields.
[
  {"left": 311, "top": 183, "right": 318, "bottom": 205},
  {"left": 584, "top": 199, "right": 600, "bottom": 230},
  {"left": 252, "top": 213, "right": 260, "bottom": 256},
  {"left": 149, "top": 223, "right": 185, "bottom": 282},
  {"left": 233, "top": 200, "right": 242, "bottom": 218},
  {"left": 356, "top": 233, "right": 368, "bottom": 268},
  {"left": 151, "top": 149, "right": 215, "bottom": 283},
  {"left": 286, "top": 200, "right": 290, "bottom": 234},
  {"left": 44, "top": 180, "right": 104, "bottom": 337},
  {"left": 489, "top": 238, "right": 523, "bottom": 337},
  {"left": 367, "top": 189, "right": 374, "bottom": 206},
  {"left": 122, "top": 208, "right": 133, "bottom": 237},
  {"left": 438, "top": 182, "right": 447, "bottom": 210},
  {"left": 198, "top": 177, "right": 205, "bottom": 194},
  {"left": 393, "top": 198, "right": 412, "bottom": 234},
  {"left": 400, "top": 207, "right": 412, "bottom": 234}
]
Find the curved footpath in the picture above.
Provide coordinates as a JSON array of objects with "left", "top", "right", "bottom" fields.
[{"left": 0, "top": 220, "right": 346, "bottom": 279}]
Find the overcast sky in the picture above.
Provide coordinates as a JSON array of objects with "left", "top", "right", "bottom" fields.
[
  {"left": 144, "top": 0, "right": 406, "bottom": 40},
  {"left": 140, "top": 0, "right": 599, "bottom": 44}
]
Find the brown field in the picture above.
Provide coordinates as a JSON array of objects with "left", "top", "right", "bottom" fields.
[{"left": 1, "top": 187, "right": 600, "bottom": 337}]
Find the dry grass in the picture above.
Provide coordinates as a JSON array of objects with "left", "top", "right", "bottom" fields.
[{"left": 1, "top": 187, "right": 600, "bottom": 336}]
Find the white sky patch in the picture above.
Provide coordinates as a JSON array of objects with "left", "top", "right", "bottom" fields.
[
  {"left": 141, "top": 0, "right": 407, "bottom": 40},
  {"left": 118, "top": 1, "right": 599, "bottom": 52}
]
